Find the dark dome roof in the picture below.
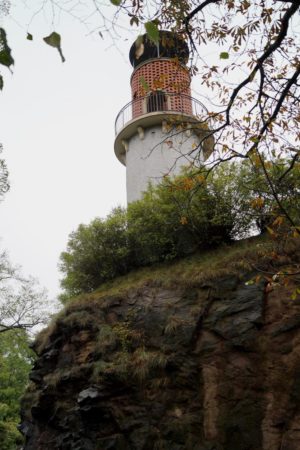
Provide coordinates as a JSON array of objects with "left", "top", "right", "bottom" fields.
[{"left": 129, "top": 31, "right": 189, "bottom": 68}]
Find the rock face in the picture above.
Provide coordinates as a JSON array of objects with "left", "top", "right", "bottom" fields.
[{"left": 21, "top": 274, "right": 300, "bottom": 450}]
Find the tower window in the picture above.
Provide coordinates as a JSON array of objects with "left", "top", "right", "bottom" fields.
[{"left": 147, "top": 91, "right": 167, "bottom": 113}]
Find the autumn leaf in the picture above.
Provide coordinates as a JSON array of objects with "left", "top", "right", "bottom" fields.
[
  {"left": 182, "top": 177, "right": 194, "bottom": 191},
  {"left": 266, "top": 226, "right": 276, "bottom": 236},
  {"left": 249, "top": 136, "right": 260, "bottom": 143},
  {"left": 130, "top": 16, "right": 139, "bottom": 27},
  {"left": 180, "top": 216, "right": 188, "bottom": 225},
  {"left": 153, "top": 78, "right": 163, "bottom": 89},
  {"left": 250, "top": 197, "right": 264, "bottom": 209},
  {"left": 196, "top": 175, "right": 206, "bottom": 184},
  {"left": 293, "top": 229, "right": 300, "bottom": 238},
  {"left": 272, "top": 216, "right": 284, "bottom": 227}
]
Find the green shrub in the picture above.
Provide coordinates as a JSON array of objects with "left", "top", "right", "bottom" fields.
[
  {"left": 60, "top": 207, "right": 132, "bottom": 297},
  {"left": 127, "top": 167, "right": 236, "bottom": 265}
]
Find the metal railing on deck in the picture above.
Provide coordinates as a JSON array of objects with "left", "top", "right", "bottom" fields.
[{"left": 115, "top": 93, "right": 207, "bottom": 135}]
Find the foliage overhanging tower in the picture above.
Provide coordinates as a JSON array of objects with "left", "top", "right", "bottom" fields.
[{"left": 114, "top": 31, "right": 213, "bottom": 203}]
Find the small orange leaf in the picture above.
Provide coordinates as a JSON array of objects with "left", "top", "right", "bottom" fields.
[
  {"left": 293, "top": 228, "right": 300, "bottom": 238},
  {"left": 272, "top": 216, "right": 284, "bottom": 227},
  {"left": 180, "top": 216, "right": 188, "bottom": 225},
  {"left": 251, "top": 197, "right": 264, "bottom": 209},
  {"left": 196, "top": 175, "right": 206, "bottom": 184},
  {"left": 266, "top": 226, "right": 275, "bottom": 236}
]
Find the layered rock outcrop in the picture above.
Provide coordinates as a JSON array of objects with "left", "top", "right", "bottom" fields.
[{"left": 21, "top": 244, "right": 300, "bottom": 449}]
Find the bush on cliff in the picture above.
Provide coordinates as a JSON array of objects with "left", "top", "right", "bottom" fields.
[
  {"left": 60, "top": 208, "right": 132, "bottom": 297},
  {"left": 59, "top": 159, "right": 300, "bottom": 299},
  {"left": 126, "top": 165, "right": 238, "bottom": 266}
]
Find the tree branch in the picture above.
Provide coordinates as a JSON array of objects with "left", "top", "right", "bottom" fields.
[
  {"left": 278, "top": 153, "right": 299, "bottom": 183},
  {"left": 183, "top": 0, "right": 222, "bottom": 50}
]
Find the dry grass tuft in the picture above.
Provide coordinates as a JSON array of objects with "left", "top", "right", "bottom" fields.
[{"left": 130, "top": 348, "right": 168, "bottom": 381}]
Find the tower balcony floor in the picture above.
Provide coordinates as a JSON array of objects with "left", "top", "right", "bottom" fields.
[{"left": 114, "top": 94, "right": 210, "bottom": 165}]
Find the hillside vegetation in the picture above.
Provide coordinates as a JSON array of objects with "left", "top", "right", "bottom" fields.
[{"left": 59, "top": 160, "right": 300, "bottom": 302}]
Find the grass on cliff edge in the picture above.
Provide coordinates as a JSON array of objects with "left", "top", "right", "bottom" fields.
[
  {"left": 64, "top": 234, "right": 273, "bottom": 304},
  {"left": 35, "top": 233, "right": 300, "bottom": 354}
]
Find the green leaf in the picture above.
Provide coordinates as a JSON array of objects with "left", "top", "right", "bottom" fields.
[
  {"left": 145, "top": 21, "right": 159, "bottom": 44},
  {"left": 43, "top": 31, "right": 61, "bottom": 48},
  {"left": 27, "top": 33, "right": 33, "bottom": 41},
  {"left": 0, "top": 74, "right": 3, "bottom": 90},
  {"left": 139, "top": 76, "right": 149, "bottom": 92},
  {"left": 110, "top": 0, "right": 121, "bottom": 5},
  {"left": 0, "top": 28, "right": 14, "bottom": 69},
  {"left": 291, "top": 290, "right": 298, "bottom": 300},
  {"left": 43, "top": 32, "right": 65, "bottom": 63},
  {"left": 220, "top": 52, "right": 229, "bottom": 60}
]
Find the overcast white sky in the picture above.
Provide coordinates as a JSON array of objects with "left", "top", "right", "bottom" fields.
[{"left": 0, "top": 2, "right": 134, "bottom": 299}]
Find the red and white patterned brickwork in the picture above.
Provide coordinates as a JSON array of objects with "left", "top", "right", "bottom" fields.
[{"left": 131, "top": 59, "right": 192, "bottom": 118}]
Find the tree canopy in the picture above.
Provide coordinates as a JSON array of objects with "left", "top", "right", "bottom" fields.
[
  {"left": 0, "top": 330, "right": 34, "bottom": 450},
  {"left": 0, "top": 250, "right": 51, "bottom": 334}
]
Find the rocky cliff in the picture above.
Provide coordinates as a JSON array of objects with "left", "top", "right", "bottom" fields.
[{"left": 20, "top": 238, "right": 300, "bottom": 450}]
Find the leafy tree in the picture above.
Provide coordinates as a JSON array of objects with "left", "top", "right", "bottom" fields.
[
  {"left": 0, "top": 159, "right": 48, "bottom": 449},
  {"left": 60, "top": 207, "right": 132, "bottom": 298},
  {"left": 0, "top": 145, "right": 48, "bottom": 334},
  {"left": 0, "top": 230, "right": 50, "bottom": 448},
  {"left": 0, "top": 250, "right": 50, "bottom": 334},
  {"left": 0, "top": 330, "right": 35, "bottom": 449},
  {"left": 236, "top": 156, "right": 300, "bottom": 233}
]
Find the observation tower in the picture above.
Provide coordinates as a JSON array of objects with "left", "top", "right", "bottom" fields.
[{"left": 114, "top": 31, "right": 213, "bottom": 203}]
